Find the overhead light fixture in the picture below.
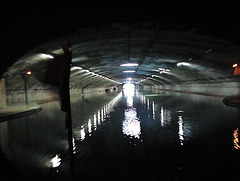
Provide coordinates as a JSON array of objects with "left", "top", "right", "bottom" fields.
[
  {"left": 205, "top": 49, "right": 212, "bottom": 53},
  {"left": 71, "top": 66, "right": 82, "bottom": 71},
  {"left": 159, "top": 68, "right": 170, "bottom": 73},
  {"left": 40, "top": 53, "right": 54, "bottom": 59},
  {"left": 120, "top": 63, "right": 138, "bottom": 67},
  {"left": 177, "top": 62, "right": 191, "bottom": 66},
  {"left": 123, "top": 70, "right": 135, "bottom": 73}
]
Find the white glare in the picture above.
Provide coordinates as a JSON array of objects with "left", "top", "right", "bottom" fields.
[
  {"left": 123, "top": 70, "right": 135, "bottom": 73},
  {"left": 71, "top": 66, "right": 82, "bottom": 71},
  {"left": 123, "top": 83, "right": 135, "bottom": 98},
  {"left": 177, "top": 62, "right": 191, "bottom": 66},
  {"left": 80, "top": 127, "right": 86, "bottom": 141},
  {"left": 120, "top": 63, "right": 139, "bottom": 67},
  {"left": 160, "top": 107, "right": 171, "bottom": 127},
  {"left": 159, "top": 68, "right": 171, "bottom": 73},
  {"left": 88, "top": 119, "right": 92, "bottom": 134},
  {"left": 178, "top": 116, "right": 184, "bottom": 145},
  {"left": 152, "top": 101, "right": 155, "bottom": 119},
  {"left": 122, "top": 108, "right": 141, "bottom": 139},
  {"left": 50, "top": 154, "right": 61, "bottom": 168},
  {"left": 40, "top": 53, "right": 54, "bottom": 59}
]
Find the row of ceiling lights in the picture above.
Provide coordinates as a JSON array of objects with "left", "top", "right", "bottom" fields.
[
  {"left": 135, "top": 61, "right": 191, "bottom": 84},
  {"left": 71, "top": 66, "right": 121, "bottom": 84},
  {"left": 41, "top": 53, "right": 122, "bottom": 85},
  {"left": 136, "top": 59, "right": 239, "bottom": 84},
  {"left": 120, "top": 63, "right": 138, "bottom": 83}
]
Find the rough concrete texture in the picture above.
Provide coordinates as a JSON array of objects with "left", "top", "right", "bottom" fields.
[
  {"left": 0, "top": 79, "right": 7, "bottom": 108},
  {"left": 144, "top": 81, "right": 239, "bottom": 97},
  {"left": 6, "top": 87, "right": 115, "bottom": 104}
]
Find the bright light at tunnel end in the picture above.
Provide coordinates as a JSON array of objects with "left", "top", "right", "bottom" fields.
[{"left": 123, "top": 83, "right": 135, "bottom": 97}]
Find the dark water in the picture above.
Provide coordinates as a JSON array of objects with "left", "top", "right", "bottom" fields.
[{"left": 0, "top": 90, "right": 239, "bottom": 181}]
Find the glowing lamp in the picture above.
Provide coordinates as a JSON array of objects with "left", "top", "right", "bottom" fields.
[
  {"left": 233, "top": 62, "right": 240, "bottom": 75},
  {"left": 26, "top": 71, "right": 32, "bottom": 75},
  {"left": 233, "top": 63, "right": 238, "bottom": 68}
]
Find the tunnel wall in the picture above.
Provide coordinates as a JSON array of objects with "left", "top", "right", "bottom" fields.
[
  {"left": 144, "top": 81, "right": 239, "bottom": 97},
  {"left": 6, "top": 87, "right": 114, "bottom": 104},
  {"left": 0, "top": 79, "right": 7, "bottom": 108}
]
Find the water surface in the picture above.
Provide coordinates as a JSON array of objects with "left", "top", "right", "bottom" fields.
[{"left": 0, "top": 90, "right": 239, "bottom": 180}]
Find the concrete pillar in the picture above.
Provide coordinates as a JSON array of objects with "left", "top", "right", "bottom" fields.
[{"left": 0, "top": 78, "right": 7, "bottom": 108}]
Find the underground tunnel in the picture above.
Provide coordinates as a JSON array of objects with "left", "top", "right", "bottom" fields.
[
  {"left": 1, "top": 22, "right": 240, "bottom": 103},
  {"left": 1, "top": 21, "right": 240, "bottom": 180}
]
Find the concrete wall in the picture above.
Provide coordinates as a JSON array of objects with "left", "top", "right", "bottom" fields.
[
  {"left": 6, "top": 87, "right": 115, "bottom": 104},
  {"left": 148, "top": 81, "right": 239, "bottom": 97},
  {"left": 0, "top": 79, "right": 7, "bottom": 108},
  {"left": 7, "top": 89, "right": 59, "bottom": 104}
]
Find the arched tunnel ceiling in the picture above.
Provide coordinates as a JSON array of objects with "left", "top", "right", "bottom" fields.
[{"left": 4, "top": 22, "right": 240, "bottom": 90}]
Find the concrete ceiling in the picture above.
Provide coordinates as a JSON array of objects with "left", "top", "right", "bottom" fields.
[{"left": 4, "top": 22, "right": 240, "bottom": 90}]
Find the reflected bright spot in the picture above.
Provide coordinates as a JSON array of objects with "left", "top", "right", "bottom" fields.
[
  {"left": 122, "top": 108, "right": 141, "bottom": 139},
  {"left": 160, "top": 107, "right": 171, "bottom": 127},
  {"left": 178, "top": 116, "right": 184, "bottom": 145},
  {"left": 72, "top": 138, "right": 77, "bottom": 154},
  {"left": 50, "top": 154, "right": 61, "bottom": 168},
  {"left": 88, "top": 119, "right": 92, "bottom": 135},
  {"left": 152, "top": 101, "right": 155, "bottom": 119},
  {"left": 233, "top": 128, "right": 240, "bottom": 150},
  {"left": 80, "top": 127, "right": 86, "bottom": 141}
]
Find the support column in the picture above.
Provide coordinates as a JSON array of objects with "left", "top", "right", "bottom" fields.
[{"left": 0, "top": 79, "right": 7, "bottom": 108}]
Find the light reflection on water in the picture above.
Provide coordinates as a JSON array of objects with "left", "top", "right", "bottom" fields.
[
  {"left": 160, "top": 107, "right": 172, "bottom": 127},
  {"left": 0, "top": 90, "right": 240, "bottom": 180},
  {"left": 74, "top": 92, "right": 122, "bottom": 141},
  {"left": 49, "top": 92, "right": 123, "bottom": 170},
  {"left": 122, "top": 108, "right": 141, "bottom": 139},
  {"left": 79, "top": 126, "right": 85, "bottom": 141},
  {"left": 178, "top": 116, "right": 184, "bottom": 145},
  {"left": 122, "top": 84, "right": 141, "bottom": 139},
  {"left": 233, "top": 128, "right": 240, "bottom": 150},
  {"left": 50, "top": 154, "right": 61, "bottom": 168}
]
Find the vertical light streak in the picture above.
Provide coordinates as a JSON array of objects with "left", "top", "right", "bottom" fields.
[
  {"left": 178, "top": 116, "right": 184, "bottom": 145},
  {"left": 152, "top": 101, "right": 155, "bottom": 119},
  {"left": 233, "top": 128, "right": 240, "bottom": 150}
]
